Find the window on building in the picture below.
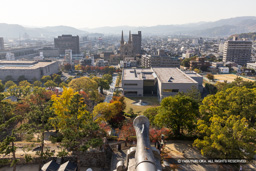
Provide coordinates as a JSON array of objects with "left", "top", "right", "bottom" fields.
[
  {"left": 163, "top": 89, "right": 179, "bottom": 93},
  {"left": 124, "top": 83, "right": 138, "bottom": 86}
]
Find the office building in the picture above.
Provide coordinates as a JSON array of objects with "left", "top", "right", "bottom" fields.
[
  {"left": 54, "top": 35, "right": 80, "bottom": 55},
  {"left": 223, "top": 37, "right": 252, "bottom": 66},
  {"left": 0, "top": 37, "right": 4, "bottom": 50}
]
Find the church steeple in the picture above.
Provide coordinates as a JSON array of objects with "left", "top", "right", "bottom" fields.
[
  {"left": 128, "top": 30, "right": 132, "bottom": 44},
  {"left": 121, "top": 30, "right": 124, "bottom": 45}
]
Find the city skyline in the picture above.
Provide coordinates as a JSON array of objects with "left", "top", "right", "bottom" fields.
[{"left": 1, "top": 0, "right": 256, "bottom": 28}]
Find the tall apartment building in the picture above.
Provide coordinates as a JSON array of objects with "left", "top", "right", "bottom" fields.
[
  {"left": 54, "top": 35, "right": 80, "bottom": 55},
  {"left": 223, "top": 37, "right": 252, "bottom": 66},
  {"left": 0, "top": 37, "right": 4, "bottom": 50},
  {"left": 141, "top": 54, "right": 180, "bottom": 68}
]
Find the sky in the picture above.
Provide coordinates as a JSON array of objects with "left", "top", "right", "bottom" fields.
[{"left": 1, "top": 0, "right": 256, "bottom": 28}]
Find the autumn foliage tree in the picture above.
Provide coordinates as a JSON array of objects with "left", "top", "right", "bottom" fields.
[
  {"left": 149, "top": 128, "right": 170, "bottom": 143},
  {"left": 116, "top": 119, "right": 136, "bottom": 146},
  {"left": 50, "top": 88, "right": 104, "bottom": 170},
  {"left": 21, "top": 88, "right": 55, "bottom": 170}
]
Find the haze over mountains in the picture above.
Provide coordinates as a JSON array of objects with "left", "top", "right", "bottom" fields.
[{"left": 1, "top": 16, "right": 256, "bottom": 38}]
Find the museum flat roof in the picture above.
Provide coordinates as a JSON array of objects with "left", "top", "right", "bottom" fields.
[
  {"left": 152, "top": 67, "right": 197, "bottom": 83},
  {"left": 123, "top": 68, "right": 154, "bottom": 80}
]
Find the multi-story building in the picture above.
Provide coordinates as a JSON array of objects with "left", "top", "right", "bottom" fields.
[
  {"left": 120, "top": 60, "right": 137, "bottom": 68},
  {"left": 5, "top": 52, "right": 15, "bottom": 61},
  {"left": 54, "top": 35, "right": 80, "bottom": 55},
  {"left": 190, "top": 57, "right": 211, "bottom": 71},
  {"left": 122, "top": 68, "right": 202, "bottom": 101},
  {"left": 80, "top": 57, "right": 93, "bottom": 66},
  {"left": 64, "top": 49, "right": 72, "bottom": 65},
  {"left": 141, "top": 55, "right": 180, "bottom": 68},
  {"left": 39, "top": 47, "right": 59, "bottom": 58},
  {"left": 223, "top": 37, "right": 252, "bottom": 66},
  {"left": 0, "top": 60, "right": 59, "bottom": 82},
  {"left": 0, "top": 37, "right": 4, "bottom": 50},
  {"left": 132, "top": 31, "right": 142, "bottom": 55},
  {"left": 100, "top": 52, "right": 114, "bottom": 61},
  {"left": 95, "top": 59, "right": 105, "bottom": 67},
  {"left": 120, "top": 31, "right": 142, "bottom": 56},
  {"left": 247, "top": 63, "right": 256, "bottom": 70}
]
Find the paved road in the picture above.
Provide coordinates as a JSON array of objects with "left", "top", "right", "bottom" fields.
[{"left": 104, "top": 74, "right": 117, "bottom": 103}]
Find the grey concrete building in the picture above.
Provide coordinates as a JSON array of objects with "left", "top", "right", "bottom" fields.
[
  {"left": 141, "top": 55, "right": 180, "bottom": 68},
  {"left": 223, "top": 38, "right": 252, "bottom": 66},
  {"left": 54, "top": 35, "right": 80, "bottom": 55},
  {"left": 122, "top": 68, "right": 201, "bottom": 101},
  {"left": 132, "top": 31, "right": 142, "bottom": 55},
  {"left": 39, "top": 47, "right": 59, "bottom": 57},
  {"left": 0, "top": 37, "right": 4, "bottom": 51},
  {"left": 0, "top": 60, "right": 59, "bottom": 82},
  {"left": 247, "top": 63, "right": 256, "bottom": 70}
]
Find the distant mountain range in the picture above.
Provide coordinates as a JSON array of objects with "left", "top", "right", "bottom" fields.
[
  {"left": 0, "top": 24, "right": 88, "bottom": 39},
  {"left": 1, "top": 16, "right": 256, "bottom": 38}
]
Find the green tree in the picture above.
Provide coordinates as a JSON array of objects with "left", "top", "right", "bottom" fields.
[
  {"left": 200, "top": 86, "right": 256, "bottom": 128},
  {"left": 5, "top": 81, "right": 16, "bottom": 89},
  {"left": 194, "top": 115, "right": 256, "bottom": 159},
  {"left": 194, "top": 68, "right": 201, "bottom": 73},
  {"left": 0, "top": 80, "right": 4, "bottom": 92},
  {"left": 33, "top": 81, "right": 42, "bottom": 87},
  {"left": 143, "top": 107, "right": 160, "bottom": 126},
  {"left": 68, "top": 77, "right": 100, "bottom": 106},
  {"left": 92, "top": 77, "right": 109, "bottom": 94},
  {"left": 68, "top": 77, "right": 98, "bottom": 93},
  {"left": 216, "top": 77, "right": 256, "bottom": 92},
  {"left": 206, "top": 73, "right": 214, "bottom": 81},
  {"left": 194, "top": 86, "right": 256, "bottom": 159},
  {"left": 59, "top": 82, "right": 68, "bottom": 88},
  {"left": 41, "top": 75, "right": 51, "bottom": 83},
  {"left": 51, "top": 90, "right": 104, "bottom": 170},
  {"left": 66, "top": 77, "right": 73, "bottom": 84},
  {"left": 17, "top": 75, "right": 27, "bottom": 82},
  {"left": 19, "top": 80, "right": 31, "bottom": 87},
  {"left": 178, "top": 86, "right": 201, "bottom": 103},
  {"left": 22, "top": 88, "right": 54, "bottom": 170},
  {"left": 154, "top": 95, "right": 199, "bottom": 136},
  {"left": 44, "top": 80, "right": 57, "bottom": 90},
  {"left": 5, "top": 75, "right": 14, "bottom": 82},
  {"left": 93, "top": 102, "right": 121, "bottom": 122},
  {"left": 0, "top": 95, "right": 22, "bottom": 171},
  {"left": 7, "top": 85, "right": 22, "bottom": 98},
  {"left": 181, "top": 58, "right": 191, "bottom": 67},
  {"left": 53, "top": 74, "right": 62, "bottom": 85},
  {"left": 102, "top": 74, "right": 113, "bottom": 85}
]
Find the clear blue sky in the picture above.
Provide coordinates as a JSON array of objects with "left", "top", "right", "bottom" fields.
[{"left": 2, "top": 0, "right": 256, "bottom": 28}]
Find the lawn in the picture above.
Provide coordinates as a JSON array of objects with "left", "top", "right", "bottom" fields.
[{"left": 124, "top": 96, "right": 160, "bottom": 114}]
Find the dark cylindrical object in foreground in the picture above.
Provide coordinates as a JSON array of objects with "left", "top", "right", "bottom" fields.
[{"left": 133, "top": 115, "right": 156, "bottom": 171}]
